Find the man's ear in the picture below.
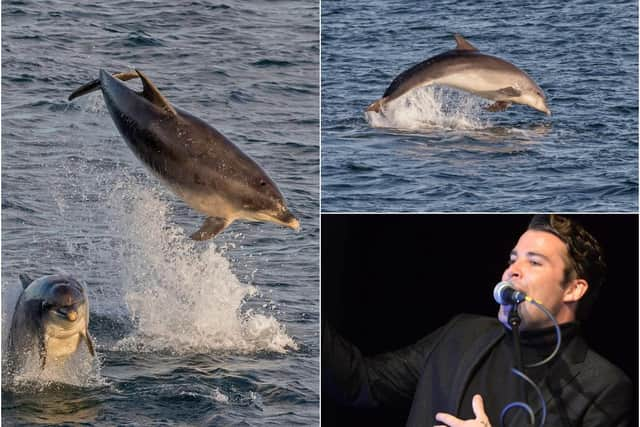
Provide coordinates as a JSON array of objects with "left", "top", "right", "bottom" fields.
[{"left": 563, "top": 279, "right": 589, "bottom": 303}]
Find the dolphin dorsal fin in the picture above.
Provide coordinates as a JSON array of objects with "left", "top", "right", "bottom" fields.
[
  {"left": 135, "top": 69, "right": 178, "bottom": 116},
  {"left": 19, "top": 273, "right": 33, "bottom": 289},
  {"left": 454, "top": 34, "right": 478, "bottom": 51}
]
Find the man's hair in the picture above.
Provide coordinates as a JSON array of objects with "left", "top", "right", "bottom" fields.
[{"left": 527, "top": 214, "right": 606, "bottom": 321}]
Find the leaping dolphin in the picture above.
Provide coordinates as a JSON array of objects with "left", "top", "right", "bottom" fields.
[
  {"left": 8, "top": 273, "right": 95, "bottom": 372},
  {"left": 367, "top": 34, "right": 550, "bottom": 116},
  {"left": 69, "top": 70, "right": 300, "bottom": 240}
]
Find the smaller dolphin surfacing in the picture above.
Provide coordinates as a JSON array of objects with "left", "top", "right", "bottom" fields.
[
  {"left": 7, "top": 273, "right": 95, "bottom": 373},
  {"left": 367, "top": 34, "right": 550, "bottom": 116},
  {"left": 69, "top": 70, "right": 300, "bottom": 240}
]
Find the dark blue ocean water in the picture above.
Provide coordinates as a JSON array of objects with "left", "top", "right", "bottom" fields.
[
  {"left": 321, "top": 0, "right": 638, "bottom": 212},
  {"left": 2, "top": 0, "right": 318, "bottom": 425}
]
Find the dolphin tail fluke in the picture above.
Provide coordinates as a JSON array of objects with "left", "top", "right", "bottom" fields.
[
  {"left": 366, "top": 98, "right": 385, "bottom": 113},
  {"left": 68, "top": 78, "right": 101, "bottom": 101},
  {"left": 191, "top": 217, "right": 231, "bottom": 241},
  {"left": 68, "top": 71, "right": 140, "bottom": 101}
]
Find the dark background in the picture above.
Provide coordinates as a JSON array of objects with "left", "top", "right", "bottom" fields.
[{"left": 321, "top": 214, "right": 638, "bottom": 426}]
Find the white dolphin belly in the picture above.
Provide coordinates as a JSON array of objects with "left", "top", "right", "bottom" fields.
[
  {"left": 171, "top": 185, "right": 238, "bottom": 219},
  {"left": 45, "top": 322, "right": 85, "bottom": 359},
  {"left": 434, "top": 71, "right": 517, "bottom": 100},
  {"left": 46, "top": 334, "right": 82, "bottom": 359}
]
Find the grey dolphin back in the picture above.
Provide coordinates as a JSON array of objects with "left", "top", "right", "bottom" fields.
[{"left": 382, "top": 34, "right": 479, "bottom": 101}]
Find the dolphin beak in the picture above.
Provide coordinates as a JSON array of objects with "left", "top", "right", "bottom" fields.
[
  {"left": 280, "top": 210, "right": 301, "bottom": 231},
  {"left": 288, "top": 218, "right": 301, "bottom": 232},
  {"left": 541, "top": 101, "right": 551, "bottom": 116},
  {"left": 57, "top": 307, "right": 79, "bottom": 321}
]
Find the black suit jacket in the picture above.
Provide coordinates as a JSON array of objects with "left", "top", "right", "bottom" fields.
[{"left": 323, "top": 314, "right": 632, "bottom": 426}]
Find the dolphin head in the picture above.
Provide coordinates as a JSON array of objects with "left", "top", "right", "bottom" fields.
[
  {"left": 239, "top": 174, "right": 300, "bottom": 231},
  {"left": 40, "top": 278, "right": 88, "bottom": 332},
  {"left": 264, "top": 203, "right": 301, "bottom": 231},
  {"left": 517, "top": 82, "right": 551, "bottom": 116}
]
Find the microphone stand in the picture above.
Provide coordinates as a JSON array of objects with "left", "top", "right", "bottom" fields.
[
  {"left": 508, "top": 304, "right": 530, "bottom": 425},
  {"left": 508, "top": 304, "right": 524, "bottom": 372}
]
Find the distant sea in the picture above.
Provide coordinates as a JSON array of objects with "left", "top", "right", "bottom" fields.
[{"left": 2, "top": 0, "right": 319, "bottom": 425}]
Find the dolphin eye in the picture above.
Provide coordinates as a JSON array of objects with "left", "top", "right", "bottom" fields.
[{"left": 260, "top": 180, "right": 266, "bottom": 186}]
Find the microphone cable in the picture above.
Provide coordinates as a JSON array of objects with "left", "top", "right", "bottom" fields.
[{"left": 499, "top": 298, "right": 561, "bottom": 427}]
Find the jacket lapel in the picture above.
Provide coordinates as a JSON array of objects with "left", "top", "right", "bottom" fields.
[
  {"left": 537, "top": 336, "right": 587, "bottom": 416},
  {"left": 511, "top": 334, "right": 588, "bottom": 425},
  {"left": 449, "top": 326, "right": 588, "bottom": 425},
  {"left": 451, "top": 326, "right": 505, "bottom": 413}
]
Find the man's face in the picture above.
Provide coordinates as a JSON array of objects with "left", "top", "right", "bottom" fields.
[{"left": 498, "top": 229, "right": 575, "bottom": 330}]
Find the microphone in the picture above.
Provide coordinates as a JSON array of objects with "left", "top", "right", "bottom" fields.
[{"left": 493, "top": 281, "right": 527, "bottom": 305}]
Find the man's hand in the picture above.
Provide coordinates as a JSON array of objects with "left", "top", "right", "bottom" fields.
[{"left": 434, "top": 394, "right": 492, "bottom": 427}]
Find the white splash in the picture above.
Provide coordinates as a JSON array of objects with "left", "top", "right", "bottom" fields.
[
  {"left": 3, "top": 151, "right": 297, "bottom": 389},
  {"left": 211, "top": 388, "right": 230, "bottom": 403},
  {"left": 84, "top": 92, "right": 109, "bottom": 114},
  {"left": 365, "top": 86, "right": 491, "bottom": 131},
  {"left": 106, "top": 177, "right": 297, "bottom": 354},
  {"left": 5, "top": 345, "right": 102, "bottom": 389}
]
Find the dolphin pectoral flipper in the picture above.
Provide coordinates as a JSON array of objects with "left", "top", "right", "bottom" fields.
[
  {"left": 366, "top": 97, "right": 387, "bottom": 113},
  {"left": 486, "top": 101, "right": 512, "bottom": 112},
  {"left": 191, "top": 217, "right": 231, "bottom": 241},
  {"left": 39, "top": 332, "right": 48, "bottom": 368},
  {"left": 83, "top": 332, "right": 96, "bottom": 357},
  {"left": 135, "top": 69, "right": 178, "bottom": 116},
  {"left": 68, "top": 71, "right": 141, "bottom": 101},
  {"left": 19, "top": 273, "right": 33, "bottom": 289}
]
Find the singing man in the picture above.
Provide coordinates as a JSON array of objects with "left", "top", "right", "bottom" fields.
[{"left": 323, "top": 215, "right": 632, "bottom": 426}]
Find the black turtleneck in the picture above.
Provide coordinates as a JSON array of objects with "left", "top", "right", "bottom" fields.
[{"left": 459, "top": 322, "right": 579, "bottom": 426}]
